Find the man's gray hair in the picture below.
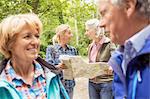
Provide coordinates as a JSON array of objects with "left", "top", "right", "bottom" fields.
[
  {"left": 111, "top": 0, "right": 150, "bottom": 18},
  {"left": 85, "top": 19, "right": 105, "bottom": 37},
  {"left": 85, "top": 19, "right": 100, "bottom": 29}
]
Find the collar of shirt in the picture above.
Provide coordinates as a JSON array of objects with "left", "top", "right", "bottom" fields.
[
  {"left": 125, "top": 24, "right": 150, "bottom": 53},
  {"left": 4, "top": 60, "right": 45, "bottom": 86},
  {"left": 91, "top": 36, "right": 106, "bottom": 47},
  {"left": 4, "top": 60, "right": 22, "bottom": 81},
  {"left": 33, "top": 60, "right": 45, "bottom": 78},
  {"left": 56, "top": 44, "right": 70, "bottom": 50}
]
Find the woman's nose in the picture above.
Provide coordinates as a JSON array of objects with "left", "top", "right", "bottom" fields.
[{"left": 31, "top": 36, "right": 40, "bottom": 45}]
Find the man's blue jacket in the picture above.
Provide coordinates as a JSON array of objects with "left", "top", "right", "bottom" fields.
[{"left": 109, "top": 39, "right": 150, "bottom": 99}]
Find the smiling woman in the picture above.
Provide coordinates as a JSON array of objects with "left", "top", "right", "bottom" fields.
[
  {"left": 0, "top": 13, "right": 69, "bottom": 99},
  {"left": 0, "top": 13, "right": 42, "bottom": 59}
]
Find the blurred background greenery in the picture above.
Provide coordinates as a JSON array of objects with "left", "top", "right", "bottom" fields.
[{"left": 0, "top": 0, "right": 100, "bottom": 60}]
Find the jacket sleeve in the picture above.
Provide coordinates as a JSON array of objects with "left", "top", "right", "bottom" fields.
[
  {"left": 58, "top": 76, "right": 70, "bottom": 99},
  {"left": 113, "top": 72, "right": 127, "bottom": 99},
  {"left": 0, "top": 81, "right": 21, "bottom": 99},
  {"left": 108, "top": 50, "right": 127, "bottom": 99},
  {"left": 0, "top": 88, "right": 14, "bottom": 99},
  {"left": 47, "top": 75, "right": 69, "bottom": 99},
  {"left": 45, "top": 45, "right": 58, "bottom": 65}
]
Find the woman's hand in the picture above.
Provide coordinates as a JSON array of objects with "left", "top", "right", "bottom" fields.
[{"left": 55, "top": 63, "right": 68, "bottom": 70}]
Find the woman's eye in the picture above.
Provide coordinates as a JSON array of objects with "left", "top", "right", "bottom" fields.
[
  {"left": 68, "top": 32, "right": 71, "bottom": 34},
  {"left": 24, "top": 35, "right": 30, "bottom": 38},
  {"left": 35, "top": 35, "right": 40, "bottom": 38}
]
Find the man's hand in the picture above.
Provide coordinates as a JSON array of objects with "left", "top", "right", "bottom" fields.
[{"left": 107, "top": 66, "right": 113, "bottom": 75}]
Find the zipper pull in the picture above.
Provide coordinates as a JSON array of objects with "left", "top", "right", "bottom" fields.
[{"left": 137, "top": 70, "right": 142, "bottom": 82}]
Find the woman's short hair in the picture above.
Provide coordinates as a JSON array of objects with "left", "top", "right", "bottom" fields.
[
  {"left": 0, "top": 13, "right": 42, "bottom": 59},
  {"left": 54, "top": 24, "right": 70, "bottom": 43}
]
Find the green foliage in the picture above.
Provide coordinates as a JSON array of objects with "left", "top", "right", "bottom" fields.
[
  {"left": 0, "top": 0, "right": 97, "bottom": 58},
  {"left": 0, "top": 54, "right": 4, "bottom": 61}
]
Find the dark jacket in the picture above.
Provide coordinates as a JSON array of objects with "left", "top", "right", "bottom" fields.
[{"left": 88, "top": 38, "right": 116, "bottom": 83}]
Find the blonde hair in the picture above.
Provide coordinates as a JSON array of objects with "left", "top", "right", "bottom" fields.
[
  {"left": 54, "top": 24, "right": 70, "bottom": 43},
  {"left": 0, "top": 13, "right": 42, "bottom": 59},
  {"left": 52, "top": 35, "right": 58, "bottom": 45}
]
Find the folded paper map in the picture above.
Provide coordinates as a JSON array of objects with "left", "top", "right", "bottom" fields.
[{"left": 59, "top": 55, "right": 110, "bottom": 80}]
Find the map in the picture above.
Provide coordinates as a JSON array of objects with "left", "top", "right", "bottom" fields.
[{"left": 59, "top": 55, "right": 110, "bottom": 80}]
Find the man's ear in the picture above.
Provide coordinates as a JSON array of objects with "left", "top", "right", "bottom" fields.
[{"left": 125, "top": 0, "right": 137, "bottom": 17}]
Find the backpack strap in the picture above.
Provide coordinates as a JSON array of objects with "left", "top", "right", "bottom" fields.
[
  {"left": 36, "top": 57, "right": 68, "bottom": 98},
  {"left": 0, "top": 59, "right": 8, "bottom": 74},
  {"left": 0, "top": 57, "right": 61, "bottom": 75},
  {"left": 36, "top": 57, "right": 61, "bottom": 75}
]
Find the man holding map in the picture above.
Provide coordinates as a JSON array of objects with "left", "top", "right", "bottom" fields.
[
  {"left": 84, "top": 19, "right": 116, "bottom": 99},
  {"left": 59, "top": 19, "right": 116, "bottom": 99}
]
